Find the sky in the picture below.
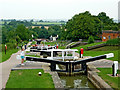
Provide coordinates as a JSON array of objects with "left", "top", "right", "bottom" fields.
[{"left": 0, "top": 0, "right": 119, "bottom": 20}]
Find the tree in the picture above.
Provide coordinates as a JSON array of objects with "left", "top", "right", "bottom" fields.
[
  {"left": 118, "top": 23, "right": 120, "bottom": 31},
  {"left": 16, "top": 24, "right": 32, "bottom": 41},
  {"left": 39, "top": 20, "right": 43, "bottom": 22},
  {"left": 98, "top": 12, "right": 114, "bottom": 25},
  {"left": 41, "top": 26, "right": 45, "bottom": 29},
  {"left": 48, "top": 25, "right": 62, "bottom": 37},
  {"left": 97, "top": 12, "right": 118, "bottom": 30},
  {"left": 30, "top": 19, "right": 34, "bottom": 23},
  {"left": 88, "top": 36, "right": 94, "bottom": 44},
  {"left": 65, "top": 11, "right": 102, "bottom": 41}
]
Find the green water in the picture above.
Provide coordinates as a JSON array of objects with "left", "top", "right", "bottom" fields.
[{"left": 59, "top": 75, "right": 96, "bottom": 89}]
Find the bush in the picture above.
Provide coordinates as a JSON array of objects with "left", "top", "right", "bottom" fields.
[
  {"left": 88, "top": 36, "right": 94, "bottom": 44},
  {"left": 106, "top": 38, "right": 119, "bottom": 45}
]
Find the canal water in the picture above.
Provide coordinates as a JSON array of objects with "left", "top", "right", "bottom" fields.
[{"left": 59, "top": 75, "right": 96, "bottom": 89}]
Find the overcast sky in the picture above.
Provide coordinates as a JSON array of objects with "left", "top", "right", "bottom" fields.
[{"left": 0, "top": 0, "right": 119, "bottom": 20}]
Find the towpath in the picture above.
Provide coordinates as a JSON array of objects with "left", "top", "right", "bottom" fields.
[{"left": 0, "top": 42, "right": 32, "bottom": 89}]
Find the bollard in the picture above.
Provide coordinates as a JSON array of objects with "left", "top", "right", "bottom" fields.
[
  {"left": 80, "top": 48, "right": 83, "bottom": 58},
  {"left": 38, "top": 72, "right": 42, "bottom": 76},
  {"left": 112, "top": 61, "right": 118, "bottom": 76},
  {"left": 56, "top": 44, "right": 58, "bottom": 49}
]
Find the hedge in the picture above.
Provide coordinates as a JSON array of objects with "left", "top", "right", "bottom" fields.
[{"left": 106, "top": 38, "right": 120, "bottom": 45}]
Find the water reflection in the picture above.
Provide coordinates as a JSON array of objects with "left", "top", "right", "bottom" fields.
[{"left": 60, "top": 75, "right": 95, "bottom": 89}]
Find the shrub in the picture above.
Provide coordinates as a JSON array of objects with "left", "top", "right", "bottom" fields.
[
  {"left": 106, "top": 38, "right": 119, "bottom": 45},
  {"left": 88, "top": 36, "right": 94, "bottom": 44}
]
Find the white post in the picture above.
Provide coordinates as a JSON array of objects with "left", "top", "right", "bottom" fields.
[
  {"left": 41, "top": 46, "right": 43, "bottom": 50},
  {"left": 72, "top": 51, "right": 75, "bottom": 57},
  {"left": 113, "top": 61, "right": 118, "bottom": 76},
  {"left": 73, "top": 51, "right": 75, "bottom": 60},
  {"left": 51, "top": 51, "right": 53, "bottom": 59},
  {"left": 62, "top": 51, "right": 64, "bottom": 61}
]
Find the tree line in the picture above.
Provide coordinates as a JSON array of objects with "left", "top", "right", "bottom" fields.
[
  {"left": 60, "top": 11, "right": 119, "bottom": 41},
  {"left": 2, "top": 22, "right": 63, "bottom": 44},
  {"left": 2, "top": 11, "right": 119, "bottom": 46}
]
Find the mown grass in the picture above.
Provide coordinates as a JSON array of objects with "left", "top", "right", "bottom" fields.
[
  {"left": 1, "top": 48, "right": 19, "bottom": 63},
  {"left": 25, "top": 54, "right": 40, "bottom": 57},
  {"left": 0, "top": 52, "right": 2, "bottom": 62},
  {"left": 97, "top": 68, "right": 119, "bottom": 89},
  {"left": 44, "top": 41, "right": 57, "bottom": 46},
  {"left": 1, "top": 41, "right": 29, "bottom": 63},
  {"left": 84, "top": 50, "right": 119, "bottom": 62},
  {"left": 6, "top": 69, "right": 54, "bottom": 88},
  {"left": 44, "top": 41, "right": 67, "bottom": 49},
  {"left": 31, "top": 41, "right": 36, "bottom": 45},
  {"left": 72, "top": 42, "right": 106, "bottom": 50},
  {"left": 72, "top": 42, "right": 119, "bottom": 62}
]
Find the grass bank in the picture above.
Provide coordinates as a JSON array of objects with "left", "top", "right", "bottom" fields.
[
  {"left": 0, "top": 48, "right": 19, "bottom": 63},
  {"left": 84, "top": 50, "right": 119, "bottom": 62},
  {"left": 1, "top": 41, "right": 29, "bottom": 63},
  {"left": 72, "top": 42, "right": 119, "bottom": 62},
  {"left": 44, "top": 41, "right": 67, "bottom": 49},
  {"left": 97, "top": 68, "right": 119, "bottom": 89},
  {"left": 25, "top": 54, "right": 40, "bottom": 57},
  {"left": 6, "top": 69, "right": 54, "bottom": 88},
  {"left": 72, "top": 42, "right": 106, "bottom": 50}
]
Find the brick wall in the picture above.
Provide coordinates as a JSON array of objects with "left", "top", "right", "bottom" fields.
[{"left": 102, "top": 31, "right": 120, "bottom": 41}]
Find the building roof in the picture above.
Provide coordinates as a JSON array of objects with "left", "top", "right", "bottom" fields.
[{"left": 102, "top": 30, "right": 120, "bottom": 33}]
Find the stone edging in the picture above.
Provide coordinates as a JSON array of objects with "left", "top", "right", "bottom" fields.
[
  {"left": 50, "top": 72, "right": 64, "bottom": 88},
  {"left": 87, "top": 64, "right": 113, "bottom": 90},
  {"left": 42, "top": 63, "right": 64, "bottom": 88}
]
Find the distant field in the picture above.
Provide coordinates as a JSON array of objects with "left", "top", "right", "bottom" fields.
[
  {"left": 0, "top": 21, "right": 4, "bottom": 24},
  {"left": 0, "top": 21, "right": 10, "bottom": 25},
  {"left": 32, "top": 22, "right": 65, "bottom": 25}
]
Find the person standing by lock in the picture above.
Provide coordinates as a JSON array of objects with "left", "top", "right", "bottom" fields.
[
  {"left": 20, "top": 48, "right": 25, "bottom": 65},
  {"left": 5, "top": 44, "right": 7, "bottom": 54}
]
